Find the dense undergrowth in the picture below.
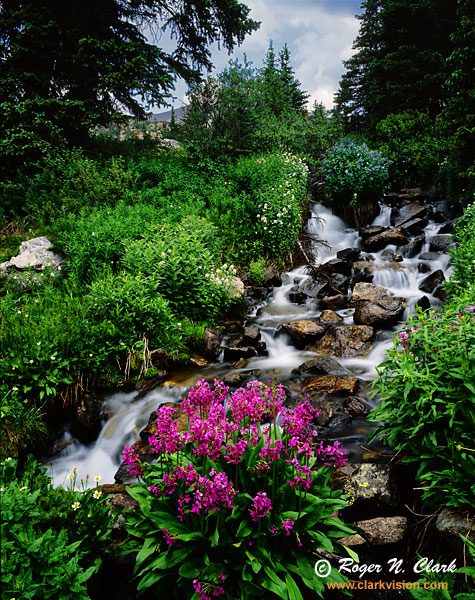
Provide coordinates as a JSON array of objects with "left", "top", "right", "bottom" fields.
[
  {"left": 369, "top": 203, "right": 475, "bottom": 509},
  {"left": 0, "top": 148, "right": 309, "bottom": 458}
]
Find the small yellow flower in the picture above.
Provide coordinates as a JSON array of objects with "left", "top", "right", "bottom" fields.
[
  {"left": 94, "top": 475, "right": 101, "bottom": 482},
  {"left": 67, "top": 474, "right": 73, "bottom": 480},
  {"left": 93, "top": 490, "right": 102, "bottom": 499},
  {"left": 72, "top": 502, "right": 80, "bottom": 511},
  {"left": 456, "top": 444, "right": 462, "bottom": 451}
]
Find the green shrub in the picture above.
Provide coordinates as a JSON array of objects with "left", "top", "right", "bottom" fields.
[
  {"left": 321, "top": 139, "right": 391, "bottom": 206},
  {"left": 446, "top": 202, "right": 475, "bottom": 295},
  {"left": 368, "top": 295, "right": 475, "bottom": 508},
  {"left": 1, "top": 456, "right": 112, "bottom": 599},
  {"left": 372, "top": 110, "right": 447, "bottom": 190},
  {"left": 121, "top": 380, "right": 356, "bottom": 598},
  {"left": 248, "top": 259, "right": 267, "bottom": 286}
]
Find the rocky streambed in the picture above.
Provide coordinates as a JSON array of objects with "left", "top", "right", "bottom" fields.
[{"left": 45, "top": 189, "right": 473, "bottom": 597}]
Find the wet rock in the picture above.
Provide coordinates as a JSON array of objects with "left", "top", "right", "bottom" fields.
[
  {"left": 230, "top": 358, "right": 248, "bottom": 370},
  {"left": 337, "top": 248, "right": 361, "bottom": 262},
  {"left": 320, "top": 294, "right": 350, "bottom": 310},
  {"left": 416, "top": 296, "right": 431, "bottom": 311},
  {"left": 401, "top": 217, "right": 428, "bottom": 235},
  {"left": 307, "top": 325, "right": 374, "bottom": 358},
  {"left": 345, "top": 396, "right": 369, "bottom": 416},
  {"left": 149, "top": 349, "right": 168, "bottom": 368},
  {"left": 363, "top": 228, "right": 408, "bottom": 252},
  {"left": 419, "top": 269, "right": 446, "bottom": 294},
  {"left": 0, "top": 236, "right": 65, "bottom": 273},
  {"left": 189, "top": 355, "right": 211, "bottom": 367},
  {"left": 243, "top": 326, "right": 261, "bottom": 346},
  {"left": 419, "top": 251, "right": 441, "bottom": 261},
  {"left": 256, "top": 304, "right": 309, "bottom": 318},
  {"left": 322, "top": 258, "right": 352, "bottom": 277},
  {"left": 400, "top": 233, "right": 425, "bottom": 258},
  {"left": 351, "top": 282, "right": 387, "bottom": 303},
  {"left": 222, "top": 371, "right": 244, "bottom": 385},
  {"left": 292, "top": 357, "right": 350, "bottom": 377},
  {"left": 353, "top": 296, "right": 406, "bottom": 329},
  {"left": 339, "top": 534, "right": 366, "bottom": 547},
  {"left": 256, "top": 341, "right": 268, "bottom": 355},
  {"left": 418, "top": 262, "right": 431, "bottom": 274},
  {"left": 103, "top": 484, "right": 140, "bottom": 511},
  {"left": 430, "top": 234, "right": 454, "bottom": 252},
  {"left": 223, "top": 346, "right": 256, "bottom": 361},
  {"left": 288, "top": 291, "right": 307, "bottom": 304},
  {"left": 391, "top": 203, "right": 428, "bottom": 228},
  {"left": 281, "top": 320, "right": 327, "bottom": 349},
  {"left": 393, "top": 254, "right": 403, "bottom": 262},
  {"left": 300, "top": 274, "right": 329, "bottom": 298},
  {"left": 359, "top": 225, "right": 387, "bottom": 241},
  {"left": 318, "top": 310, "right": 343, "bottom": 323},
  {"left": 355, "top": 517, "right": 408, "bottom": 546},
  {"left": 229, "top": 276, "right": 245, "bottom": 299},
  {"left": 203, "top": 327, "right": 220, "bottom": 359},
  {"left": 314, "top": 400, "right": 352, "bottom": 428},
  {"left": 434, "top": 286, "right": 447, "bottom": 302},
  {"left": 70, "top": 393, "right": 102, "bottom": 444},
  {"left": 224, "top": 321, "right": 244, "bottom": 335},
  {"left": 438, "top": 221, "right": 455, "bottom": 234},
  {"left": 303, "top": 375, "right": 359, "bottom": 396},
  {"left": 263, "top": 264, "right": 282, "bottom": 287},
  {"left": 435, "top": 509, "right": 474, "bottom": 544},
  {"left": 344, "top": 463, "right": 399, "bottom": 507},
  {"left": 330, "top": 273, "right": 350, "bottom": 293},
  {"left": 383, "top": 188, "right": 426, "bottom": 205}
]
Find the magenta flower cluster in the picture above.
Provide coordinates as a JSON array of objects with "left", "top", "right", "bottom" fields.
[
  {"left": 249, "top": 492, "right": 272, "bottom": 521},
  {"left": 121, "top": 445, "right": 143, "bottom": 477},
  {"left": 193, "top": 572, "right": 225, "bottom": 600}
]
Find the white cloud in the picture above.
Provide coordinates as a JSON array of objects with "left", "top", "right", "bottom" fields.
[{"left": 159, "top": 0, "right": 361, "bottom": 110}]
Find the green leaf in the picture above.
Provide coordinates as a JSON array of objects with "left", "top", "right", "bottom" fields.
[{"left": 285, "top": 573, "right": 304, "bottom": 600}]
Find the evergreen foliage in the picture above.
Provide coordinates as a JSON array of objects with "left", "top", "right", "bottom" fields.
[{"left": 0, "top": 0, "right": 259, "bottom": 170}]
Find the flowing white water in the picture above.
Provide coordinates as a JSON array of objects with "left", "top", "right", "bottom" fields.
[{"left": 47, "top": 201, "right": 453, "bottom": 485}]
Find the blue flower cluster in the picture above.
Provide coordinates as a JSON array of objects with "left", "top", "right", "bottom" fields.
[{"left": 322, "top": 139, "right": 391, "bottom": 206}]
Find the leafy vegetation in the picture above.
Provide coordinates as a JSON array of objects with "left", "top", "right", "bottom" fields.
[
  {"left": 368, "top": 204, "right": 475, "bottom": 508},
  {"left": 121, "top": 380, "right": 356, "bottom": 599},
  {"left": 1, "top": 456, "right": 112, "bottom": 599}
]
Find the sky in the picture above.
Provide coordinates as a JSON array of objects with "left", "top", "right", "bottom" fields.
[{"left": 160, "top": 0, "right": 362, "bottom": 111}]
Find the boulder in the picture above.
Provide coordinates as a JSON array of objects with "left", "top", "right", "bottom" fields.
[
  {"left": 314, "top": 400, "right": 352, "bottom": 428},
  {"left": 435, "top": 509, "right": 474, "bottom": 544},
  {"left": 263, "top": 265, "right": 282, "bottom": 287},
  {"left": 303, "top": 376, "right": 359, "bottom": 396},
  {"left": 363, "top": 228, "right": 408, "bottom": 252},
  {"left": 0, "top": 236, "right": 64, "bottom": 273},
  {"left": 318, "top": 310, "right": 343, "bottom": 323},
  {"left": 418, "top": 262, "right": 431, "bottom": 274},
  {"left": 243, "top": 326, "right": 261, "bottom": 346},
  {"left": 419, "top": 269, "right": 446, "bottom": 295},
  {"left": 391, "top": 203, "right": 428, "bottom": 227},
  {"left": 345, "top": 463, "right": 400, "bottom": 507},
  {"left": 223, "top": 346, "right": 256, "bottom": 361},
  {"left": 438, "top": 221, "right": 455, "bottom": 234},
  {"left": 70, "top": 393, "right": 102, "bottom": 444},
  {"left": 322, "top": 258, "right": 352, "bottom": 277},
  {"left": 353, "top": 296, "right": 406, "bottom": 328},
  {"left": 329, "top": 272, "right": 350, "bottom": 293},
  {"left": 359, "top": 225, "right": 387, "bottom": 241},
  {"left": 401, "top": 217, "right": 428, "bottom": 235},
  {"left": 419, "top": 251, "right": 441, "bottom": 261},
  {"left": 307, "top": 325, "right": 374, "bottom": 357},
  {"left": 229, "top": 276, "right": 245, "bottom": 299},
  {"left": 291, "top": 356, "right": 350, "bottom": 377},
  {"left": 400, "top": 233, "right": 425, "bottom": 258},
  {"left": 416, "top": 296, "right": 431, "bottom": 311},
  {"left": 140, "top": 403, "right": 188, "bottom": 443},
  {"left": 203, "top": 327, "right": 220, "bottom": 359},
  {"left": 320, "top": 294, "right": 349, "bottom": 310},
  {"left": 300, "top": 274, "right": 329, "bottom": 298},
  {"left": 102, "top": 484, "right": 140, "bottom": 511},
  {"left": 345, "top": 396, "right": 369, "bottom": 416},
  {"left": 355, "top": 517, "right": 408, "bottom": 546},
  {"left": 383, "top": 188, "right": 426, "bottom": 205},
  {"left": 337, "top": 248, "right": 361, "bottom": 263},
  {"left": 281, "top": 320, "right": 326, "bottom": 349},
  {"left": 351, "top": 282, "right": 387, "bottom": 303},
  {"left": 430, "top": 234, "right": 454, "bottom": 253}
]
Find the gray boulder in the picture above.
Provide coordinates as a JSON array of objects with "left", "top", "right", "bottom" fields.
[{"left": 0, "top": 236, "right": 64, "bottom": 273}]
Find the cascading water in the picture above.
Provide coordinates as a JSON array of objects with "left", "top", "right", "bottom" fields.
[{"left": 46, "top": 201, "right": 453, "bottom": 486}]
